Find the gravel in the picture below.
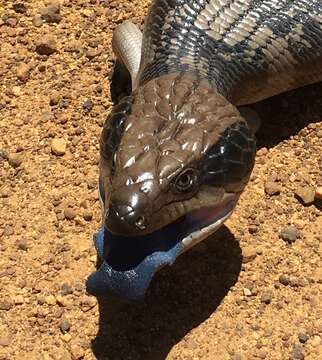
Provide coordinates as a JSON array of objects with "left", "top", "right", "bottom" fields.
[
  {"left": 264, "top": 180, "right": 281, "bottom": 196},
  {"left": 40, "top": 2, "right": 62, "bottom": 24},
  {"left": 1, "top": 1, "right": 321, "bottom": 359},
  {"left": 83, "top": 98, "right": 94, "bottom": 112},
  {"left": 61, "top": 283, "right": 73, "bottom": 296},
  {"left": 295, "top": 185, "right": 316, "bottom": 205},
  {"left": 279, "top": 274, "right": 290, "bottom": 286},
  {"left": 64, "top": 207, "right": 77, "bottom": 220},
  {"left": 51, "top": 138, "right": 66, "bottom": 156},
  {"left": 8, "top": 153, "right": 23, "bottom": 168},
  {"left": 59, "top": 316, "right": 71, "bottom": 333},
  {"left": 298, "top": 333, "right": 309, "bottom": 343},
  {"left": 35, "top": 35, "right": 57, "bottom": 55},
  {"left": 13, "top": 3, "right": 27, "bottom": 14},
  {"left": 0, "top": 301, "right": 13, "bottom": 311},
  {"left": 292, "top": 344, "right": 305, "bottom": 360},
  {"left": 260, "top": 290, "right": 273, "bottom": 304},
  {"left": 16, "top": 63, "right": 31, "bottom": 82},
  {"left": 279, "top": 226, "right": 301, "bottom": 243}
]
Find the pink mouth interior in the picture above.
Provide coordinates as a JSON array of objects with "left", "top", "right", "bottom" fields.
[{"left": 186, "top": 205, "right": 223, "bottom": 223}]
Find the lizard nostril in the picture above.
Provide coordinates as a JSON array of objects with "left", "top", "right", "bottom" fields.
[{"left": 135, "top": 215, "right": 146, "bottom": 230}]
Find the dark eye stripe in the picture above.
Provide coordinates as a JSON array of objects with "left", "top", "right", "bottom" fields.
[{"left": 202, "top": 122, "right": 256, "bottom": 189}]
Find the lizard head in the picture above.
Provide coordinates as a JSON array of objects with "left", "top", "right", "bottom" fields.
[{"left": 86, "top": 73, "right": 256, "bottom": 300}]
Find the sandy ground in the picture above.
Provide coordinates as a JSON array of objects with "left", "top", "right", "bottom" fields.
[{"left": 0, "top": 1, "right": 321, "bottom": 360}]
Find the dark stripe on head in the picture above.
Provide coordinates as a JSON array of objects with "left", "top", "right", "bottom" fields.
[{"left": 201, "top": 122, "right": 256, "bottom": 192}]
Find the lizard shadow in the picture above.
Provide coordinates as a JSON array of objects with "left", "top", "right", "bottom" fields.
[
  {"left": 252, "top": 81, "right": 322, "bottom": 149},
  {"left": 91, "top": 226, "right": 242, "bottom": 360}
]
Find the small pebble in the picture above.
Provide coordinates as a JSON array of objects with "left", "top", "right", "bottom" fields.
[
  {"left": 243, "top": 288, "right": 252, "bottom": 297},
  {"left": 16, "top": 63, "right": 30, "bottom": 82},
  {"left": 39, "top": 67, "right": 47, "bottom": 75},
  {"left": 8, "top": 153, "right": 23, "bottom": 168},
  {"left": 87, "top": 179, "right": 97, "bottom": 189},
  {"left": 16, "top": 239, "right": 29, "bottom": 251},
  {"left": 298, "top": 333, "right": 309, "bottom": 343},
  {"left": 56, "top": 295, "right": 70, "bottom": 307},
  {"left": 70, "top": 343, "right": 85, "bottom": 360},
  {"left": 45, "top": 295, "right": 56, "bottom": 306},
  {"left": 83, "top": 98, "right": 93, "bottom": 112},
  {"left": 80, "top": 200, "right": 89, "bottom": 209},
  {"left": 242, "top": 246, "right": 257, "bottom": 263},
  {"left": 61, "top": 283, "right": 73, "bottom": 295},
  {"left": 59, "top": 316, "right": 71, "bottom": 333},
  {"left": 310, "top": 335, "right": 321, "bottom": 347},
  {"left": 12, "top": 86, "right": 22, "bottom": 97},
  {"left": 14, "top": 295, "right": 24, "bottom": 305},
  {"left": 279, "top": 274, "right": 290, "bottom": 286},
  {"left": 51, "top": 138, "right": 66, "bottom": 156},
  {"left": 64, "top": 208, "right": 77, "bottom": 220},
  {"left": 83, "top": 210, "right": 93, "bottom": 221},
  {"left": 13, "top": 3, "right": 27, "bottom": 14},
  {"left": 49, "top": 93, "right": 61, "bottom": 106},
  {"left": 35, "top": 36, "right": 57, "bottom": 55},
  {"left": 40, "top": 3, "right": 62, "bottom": 23},
  {"left": 79, "top": 296, "right": 96, "bottom": 312},
  {"left": 56, "top": 212, "right": 65, "bottom": 221},
  {"left": 0, "top": 149, "right": 8, "bottom": 161},
  {"left": 32, "top": 15, "right": 43, "bottom": 27},
  {"left": 62, "top": 333, "right": 72, "bottom": 343},
  {"left": 0, "top": 334, "right": 12, "bottom": 347},
  {"left": 85, "top": 48, "right": 101, "bottom": 60},
  {"left": 0, "top": 301, "right": 13, "bottom": 311},
  {"left": 298, "top": 333, "right": 309, "bottom": 344},
  {"left": 292, "top": 344, "right": 304, "bottom": 360},
  {"left": 264, "top": 181, "right": 281, "bottom": 196},
  {"left": 260, "top": 290, "right": 272, "bottom": 304},
  {"left": 3, "top": 226, "right": 14, "bottom": 237},
  {"left": 279, "top": 226, "right": 300, "bottom": 243},
  {"left": 257, "top": 350, "right": 268, "bottom": 359},
  {"left": 295, "top": 185, "right": 315, "bottom": 205},
  {"left": 1, "top": 267, "right": 15, "bottom": 276},
  {"left": 248, "top": 225, "right": 258, "bottom": 234}
]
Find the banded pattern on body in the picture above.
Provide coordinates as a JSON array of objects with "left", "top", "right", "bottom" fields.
[{"left": 140, "top": 0, "right": 322, "bottom": 104}]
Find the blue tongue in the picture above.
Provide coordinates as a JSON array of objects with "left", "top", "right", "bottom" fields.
[{"left": 86, "top": 227, "right": 183, "bottom": 300}]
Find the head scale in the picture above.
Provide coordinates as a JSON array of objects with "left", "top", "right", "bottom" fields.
[{"left": 100, "top": 73, "right": 256, "bottom": 236}]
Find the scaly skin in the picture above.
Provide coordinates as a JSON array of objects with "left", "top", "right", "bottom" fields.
[
  {"left": 101, "top": 73, "right": 255, "bottom": 236},
  {"left": 87, "top": 0, "right": 322, "bottom": 299}
]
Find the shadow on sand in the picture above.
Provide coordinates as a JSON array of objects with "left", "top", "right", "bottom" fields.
[
  {"left": 254, "top": 82, "right": 322, "bottom": 149},
  {"left": 92, "top": 226, "right": 242, "bottom": 360}
]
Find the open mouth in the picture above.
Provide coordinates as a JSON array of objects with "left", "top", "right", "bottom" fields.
[{"left": 86, "top": 198, "right": 237, "bottom": 300}]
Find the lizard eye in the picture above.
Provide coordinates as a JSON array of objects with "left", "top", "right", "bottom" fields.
[{"left": 173, "top": 168, "right": 198, "bottom": 193}]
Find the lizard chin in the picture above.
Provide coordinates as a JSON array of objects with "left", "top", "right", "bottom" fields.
[{"left": 86, "top": 196, "right": 238, "bottom": 301}]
